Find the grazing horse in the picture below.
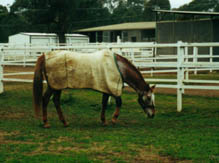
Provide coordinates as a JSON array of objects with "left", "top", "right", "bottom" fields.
[{"left": 33, "top": 50, "right": 155, "bottom": 128}]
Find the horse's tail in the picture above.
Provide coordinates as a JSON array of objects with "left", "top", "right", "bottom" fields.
[{"left": 33, "top": 54, "right": 45, "bottom": 118}]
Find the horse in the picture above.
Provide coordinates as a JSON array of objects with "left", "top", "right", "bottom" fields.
[{"left": 33, "top": 50, "right": 156, "bottom": 128}]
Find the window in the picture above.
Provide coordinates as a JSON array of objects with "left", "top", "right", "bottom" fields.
[
  {"left": 141, "top": 29, "right": 155, "bottom": 42},
  {"left": 122, "top": 31, "right": 128, "bottom": 42},
  {"left": 103, "top": 31, "right": 110, "bottom": 42},
  {"left": 131, "top": 37, "right": 137, "bottom": 42}
]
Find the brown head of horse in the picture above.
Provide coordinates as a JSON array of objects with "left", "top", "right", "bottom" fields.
[{"left": 33, "top": 50, "right": 156, "bottom": 128}]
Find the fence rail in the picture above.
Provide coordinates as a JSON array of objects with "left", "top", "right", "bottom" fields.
[{"left": 1, "top": 41, "right": 219, "bottom": 112}]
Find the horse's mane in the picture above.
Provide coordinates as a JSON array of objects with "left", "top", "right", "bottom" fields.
[{"left": 115, "top": 54, "right": 150, "bottom": 91}]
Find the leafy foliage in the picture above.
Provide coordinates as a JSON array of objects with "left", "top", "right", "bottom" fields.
[
  {"left": 9, "top": 0, "right": 111, "bottom": 43},
  {"left": 1, "top": 0, "right": 218, "bottom": 42},
  {"left": 0, "top": 0, "right": 172, "bottom": 43},
  {"left": 143, "top": 0, "right": 171, "bottom": 21},
  {"left": 0, "top": 5, "right": 29, "bottom": 43},
  {"left": 177, "top": 0, "right": 219, "bottom": 20},
  {"left": 178, "top": 0, "right": 219, "bottom": 12}
]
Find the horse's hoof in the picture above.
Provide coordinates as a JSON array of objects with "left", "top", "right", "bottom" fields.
[
  {"left": 102, "top": 121, "right": 108, "bottom": 126},
  {"left": 64, "top": 123, "right": 69, "bottom": 128},
  {"left": 43, "top": 124, "right": 51, "bottom": 128},
  {"left": 112, "top": 118, "right": 117, "bottom": 125}
]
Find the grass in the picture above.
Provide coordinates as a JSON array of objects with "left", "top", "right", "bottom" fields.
[{"left": 0, "top": 82, "right": 219, "bottom": 163}]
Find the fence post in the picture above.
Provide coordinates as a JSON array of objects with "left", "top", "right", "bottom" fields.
[
  {"left": 209, "top": 47, "right": 213, "bottom": 73},
  {"left": 177, "top": 41, "right": 185, "bottom": 112},
  {"left": 193, "top": 46, "right": 198, "bottom": 75},
  {"left": 0, "top": 49, "right": 3, "bottom": 94},
  {"left": 131, "top": 48, "right": 135, "bottom": 65},
  {"left": 24, "top": 43, "right": 26, "bottom": 67},
  {"left": 185, "top": 44, "right": 189, "bottom": 80}
]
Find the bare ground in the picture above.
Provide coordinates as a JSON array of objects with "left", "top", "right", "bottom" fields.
[{"left": 0, "top": 129, "right": 191, "bottom": 163}]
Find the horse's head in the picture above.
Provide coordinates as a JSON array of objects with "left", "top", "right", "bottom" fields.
[{"left": 138, "top": 85, "right": 156, "bottom": 118}]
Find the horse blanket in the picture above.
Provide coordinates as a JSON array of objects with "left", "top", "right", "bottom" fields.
[{"left": 45, "top": 50, "right": 123, "bottom": 96}]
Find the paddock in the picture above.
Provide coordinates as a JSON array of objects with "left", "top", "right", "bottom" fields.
[
  {"left": 0, "top": 81, "right": 219, "bottom": 162},
  {"left": 0, "top": 42, "right": 219, "bottom": 162}
]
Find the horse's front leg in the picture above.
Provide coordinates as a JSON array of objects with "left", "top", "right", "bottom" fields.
[
  {"left": 112, "top": 97, "right": 122, "bottom": 124},
  {"left": 53, "top": 90, "right": 69, "bottom": 127},
  {"left": 101, "top": 93, "right": 109, "bottom": 126},
  {"left": 42, "top": 87, "right": 53, "bottom": 128}
]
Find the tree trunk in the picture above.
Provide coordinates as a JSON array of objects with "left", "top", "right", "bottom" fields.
[{"left": 57, "top": 32, "right": 66, "bottom": 44}]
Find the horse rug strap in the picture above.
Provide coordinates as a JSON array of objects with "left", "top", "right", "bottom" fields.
[{"left": 45, "top": 50, "right": 123, "bottom": 96}]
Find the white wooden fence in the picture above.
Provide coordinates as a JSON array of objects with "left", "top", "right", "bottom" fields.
[{"left": 1, "top": 41, "right": 219, "bottom": 112}]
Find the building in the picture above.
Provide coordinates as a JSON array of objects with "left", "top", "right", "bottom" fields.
[
  {"left": 155, "top": 10, "right": 219, "bottom": 43},
  {"left": 76, "top": 22, "right": 156, "bottom": 43},
  {"left": 9, "top": 32, "right": 89, "bottom": 45},
  {"left": 156, "top": 19, "right": 219, "bottom": 43},
  {"left": 154, "top": 10, "right": 219, "bottom": 57}
]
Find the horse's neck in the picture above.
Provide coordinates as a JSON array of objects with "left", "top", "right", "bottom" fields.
[{"left": 116, "top": 54, "right": 149, "bottom": 94}]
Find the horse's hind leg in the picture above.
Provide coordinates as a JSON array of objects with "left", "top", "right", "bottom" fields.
[
  {"left": 101, "top": 93, "right": 109, "bottom": 125},
  {"left": 112, "top": 97, "right": 122, "bottom": 124},
  {"left": 53, "top": 90, "right": 68, "bottom": 127},
  {"left": 42, "top": 87, "right": 53, "bottom": 128}
]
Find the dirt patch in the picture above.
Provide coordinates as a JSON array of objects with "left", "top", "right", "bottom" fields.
[
  {"left": 124, "top": 86, "right": 219, "bottom": 97},
  {"left": 157, "top": 88, "right": 219, "bottom": 97},
  {"left": 0, "top": 131, "right": 191, "bottom": 163},
  {"left": 0, "top": 130, "right": 22, "bottom": 144},
  {"left": 3, "top": 66, "right": 34, "bottom": 80},
  {"left": 0, "top": 112, "right": 25, "bottom": 119},
  {"left": 43, "top": 140, "right": 188, "bottom": 163},
  {"left": 0, "top": 131, "right": 13, "bottom": 139},
  {"left": 3, "top": 66, "right": 34, "bottom": 73}
]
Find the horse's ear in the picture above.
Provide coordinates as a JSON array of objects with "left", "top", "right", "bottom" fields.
[{"left": 150, "top": 85, "right": 156, "bottom": 93}]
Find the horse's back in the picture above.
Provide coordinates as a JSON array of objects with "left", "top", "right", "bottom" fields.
[{"left": 45, "top": 50, "right": 123, "bottom": 96}]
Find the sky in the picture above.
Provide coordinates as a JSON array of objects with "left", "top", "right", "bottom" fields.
[
  {"left": 169, "top": 0, "right": 193, "bottom": 8},
  {"left": 0, "top": 0, "right": 193, "bottom": 9}
]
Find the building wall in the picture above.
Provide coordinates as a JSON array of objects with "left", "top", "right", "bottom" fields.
[
  {"left": 9, "top": 33, "right": 89, "bottom": 44},
  {"left": 156, "top": 19, "right": 214, "bottom": 55},
  {"left": 80, "top": 29, "right": 155, "bottom": 43},
  {"left": 156, "top": 19, "right": 213, "bottom": 44},
  {"left": 127, "top": 30, "right": 141, "bottom": 42},
  {"left": 9, "top": 34, "right": 30, "bottom": 44},
  {"left": 213, "top": 20, "right": 219, "bottom": 61},
  {"left": 30, "top": 36, "right": 58, "bottom": 44},
  {"left": 66, "top": 36, "right": 89, "bottom": 43},
  {"left": 213, "top": 19, "right": 219, "bottom": 42}
]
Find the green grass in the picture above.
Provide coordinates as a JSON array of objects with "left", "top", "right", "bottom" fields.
[{"left": 0, "top": 82, "right": 219, "bottom": 162}]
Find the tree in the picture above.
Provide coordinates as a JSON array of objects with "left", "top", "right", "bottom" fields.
[
  {"left": 178, "top": 0, "right": 219, "bottom": 12},
  {"left": 177, "top": 0, "right": 219, "bottom": 20},
  {"left": 11, "top": 0, "right": 80, "bottom": 43},
  {"left": 74, "top": 0, "right": 111, "bottom": 29},
  {"left": 10, "top": 0, "right": 111, "bottom": 43},
  {"left": 0, "top": 5, "right": 29, "bottom": 42},
  {"left": 0, "top": 5, "right": 9, "bottom": 42},
  {"left": 111, "top": 0, "right": 145, "bottom": 24},
  {"left": 143, "top": 0, "right": 171, "bottom": 21}
]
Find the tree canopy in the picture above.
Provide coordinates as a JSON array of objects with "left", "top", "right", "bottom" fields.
[
  {"left": 176, "top": 0, "right": 219, "bottom": 20},
  {"left": 143, "top": 0, "right": 171, "bottom": 21},
  {"left": 178, "top": 0, "right": 219, "bottom": 12},
  {"left": 0, "top": 0, "right": 218, "bottom": 43},
  {"left": 10, "top": 0, "right": 111, "bottom": 43}
]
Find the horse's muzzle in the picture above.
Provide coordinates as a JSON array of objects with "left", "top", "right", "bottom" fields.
[{"left": 145, "top": 108, "right": 155, "bottom": 119}]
